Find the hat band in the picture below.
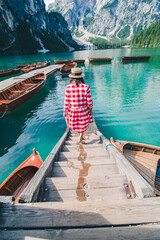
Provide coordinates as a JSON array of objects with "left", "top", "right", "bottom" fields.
[{"left": 71, "top": 72, "right": 82, "bottom": 76}]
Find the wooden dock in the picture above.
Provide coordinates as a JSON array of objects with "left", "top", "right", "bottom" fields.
[
  {"left": 0, "top": 64, "right": 63, "bottom": 91},
  {"left": 1, "top": 123, "right": 160, "bottom": 239}
]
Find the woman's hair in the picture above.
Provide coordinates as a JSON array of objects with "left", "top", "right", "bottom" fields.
[{"left": 70, "top": 78, "right": 85, "bottom": 85}]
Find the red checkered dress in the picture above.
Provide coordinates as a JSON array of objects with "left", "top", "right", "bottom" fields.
[{"left": 64, "top": 83, "right": 93, "bottom": 133}]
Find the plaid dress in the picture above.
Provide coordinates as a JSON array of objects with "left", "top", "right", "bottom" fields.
[{"left": 64, "top": 83, "right": 93, "bottom": 133}]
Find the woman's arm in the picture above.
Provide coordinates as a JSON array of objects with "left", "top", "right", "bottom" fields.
[
  {"left": 86, "top": 86, "right": 93, "bottom": 115},
  {"left": 63, "top": 88, "right": 69, "bottom": 116}
]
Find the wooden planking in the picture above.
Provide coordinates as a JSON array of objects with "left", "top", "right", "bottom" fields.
[
  {"left": 2, "top": 224, "right": 160, "bottom": 240},
  {"left": 124, "top": 150, "right": 158, "bottom": 171},
  {"left": 54, "top": 156, "right": 115, "bottom": 165},
  {"left": 45, "top": 175, "right": 127, "bottom": 190},
  {"left": 58, "top": 149, "right": 109, "bottom": 161},
  {"left": 2, "top": 198, "right": 160, "bottom": 228},
  {"left": 52, "top": 164, "right": 119, "bottom": 178},
  {"left": 62, "top": 143, "right": 102, "bottom": 151},
  {"left": 47, "top": 187, "right": 127, "bottom": 202}
]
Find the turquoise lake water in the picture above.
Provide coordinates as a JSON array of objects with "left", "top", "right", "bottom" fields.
[{"left": 0, "top": 48, "right": 160, "bottom": 183}]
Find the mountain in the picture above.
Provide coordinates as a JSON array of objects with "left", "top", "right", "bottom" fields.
[
  {"left": 130, "top": 20, "right": 160, "bottom": 48},
  {"left": 48, "top": 0, "right": 160, "bottom": 41},
  {"left": 0, "top": 0, "right": 79, "bottom": 56}
]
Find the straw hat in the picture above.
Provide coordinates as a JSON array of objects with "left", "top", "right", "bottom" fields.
[{"left": 69, "top": 67, "right": 84, "bottom": 78}]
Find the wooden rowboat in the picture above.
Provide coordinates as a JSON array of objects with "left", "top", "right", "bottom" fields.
[
  {"left": 0, "top": 69, "right": 21, "bottom": 78},
  {"left": 54, "top": 59, "right": 85, "bottom": 64},
  {"left": 61, "top": 62, "right": 77, "bottom": 75},
  {"left": 88, "top": 57, "right": 112, "bottom": 63},
  {"left": 16, "top": 61, "right": 50, "bottom": 69},
  {"left": 0, "top": 148, "right": 43, "bottom": 203},
  {"left": 21, "top": 61, "right": 50, "bottom": 73},
  {"left": 0, "top": 73, "right": 46, "bottom": 113},
  {"left": 121, "top": 56, "right": 150, "bottom": 63},
  {"left": 110, "top": 137, "right": 160, "bottom": 195},
  {"left": 54, "top": 60, "right": 73, "bottom": 64}
]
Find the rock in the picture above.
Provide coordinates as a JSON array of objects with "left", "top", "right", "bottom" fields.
[
  {"left": 48, "top": 0, "right": 160, "bottom": 40},
  {"left": 0, "top": 0, "right": 79, "bottom": 56}
]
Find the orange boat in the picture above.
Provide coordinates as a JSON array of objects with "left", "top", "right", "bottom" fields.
[
  {"left": 0, "top": 69, "right": 20, "bottom": 78},
  {"left": 0, "top": 73, "right": 46, "bottom": 113},
  {"left": 88, "top": 57, "right": 112, "bottom": 63},
  {"left": 121, "top": 56, "right": 150, "bottom": 63},
  {"left": 61, "top": 62, "right": 77, "bottom": 75},
  {"left": 110, "top": 137, "right": 160, "bottom": 195},
  {"left": 21, "top": 61, "right": 50, "bottom": 73},
  {"left": 0, "top": 148, "right": 43, "bottom": 203}
]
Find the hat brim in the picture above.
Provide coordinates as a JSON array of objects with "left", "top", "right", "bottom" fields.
[{"left": 69, "top": 73, "right": 84, "bottom": 78}]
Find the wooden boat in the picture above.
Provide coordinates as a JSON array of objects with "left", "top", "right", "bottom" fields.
[
  {"left": 0, "top": 69, "right": 21, "bottom": 78},
  {"left": 0, "top": 148, "right": 43, "bottom": 203},
  {"left": 0, "top": 73, "right": 46, "bottom": 113},
  {"left": 121, "top": 56, "right": 150, "bottom": 63},
  {"left": 88, "top": 57, "right": 112, "bottom": 63},
  {"left": 61, "top": 62, "right": 77, "bottom": 74},
  {"left": 54, "top": 59, "right": 73, "bottom": 64},
  {"left": 21, "top": 61, "right": 50, "bottom": 73},
  {"left": 72, "top": 59, "right": 85, "bottom": 64},
  {"left": 110, "top": 137, "right": 160, "bottom": 195},
  {"left": 54, "top": 59, "right": 85, "bottom": 64},
  {"left": 16, "top": 61, "right": 50, "bottom": 69}
]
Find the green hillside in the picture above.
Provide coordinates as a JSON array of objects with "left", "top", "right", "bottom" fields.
[{"left": 130, "top": 20, "right": 160, "bottom": 48}]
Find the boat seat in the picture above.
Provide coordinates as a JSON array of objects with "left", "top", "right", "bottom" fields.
[
  {"left": 23, "top": 84, "right": 35, "bottom": 85},
  {"left": 11, "top": 91, "right": 23, "bottom": 93}
]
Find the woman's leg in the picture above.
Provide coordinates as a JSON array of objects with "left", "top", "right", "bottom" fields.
[{"left": 79, "top": 133, "right": 84, "bottom": 143}]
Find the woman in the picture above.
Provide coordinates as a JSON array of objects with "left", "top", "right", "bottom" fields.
[{"left": 63, "top": 67, "right": 93, "bottom": 144}]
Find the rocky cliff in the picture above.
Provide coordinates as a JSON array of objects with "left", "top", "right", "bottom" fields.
[
  {"left": 0, "top": 0, "right": 78, "bottom": 56},
  {"left": 48, "top": 0, "right": 160, "bottom": 40}
]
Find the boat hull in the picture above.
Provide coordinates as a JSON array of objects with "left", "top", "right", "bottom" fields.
[
  {"left": 0, "top": 69, "right": 20, "bottom": 78},
  {"left": 122, "top": 56, "right": 150, "bottom": 63},
  {"left": 89, "top": 57, "right": 112, "bottom": 63},
  {"left": 61, "top": 62, "right": 77, "bottom": 74},
  {"left": 110, "top": 138, "right": 160, "bottom": 195},
  {"left": 0, "top": 149, "right": 43, "bottom": 203},
  {"left": 0, "top": 73, "right": 46, "bottom": 113}
]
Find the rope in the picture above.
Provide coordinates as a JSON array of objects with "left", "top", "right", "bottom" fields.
[
  {"left": 0, "top": 105, "right": 8, "bottom": 119},
  {"left": 106, "top": 143, "right": 113, "bottom": 150},
  {"left": 117, "top": 140, "right": 124, "bottom": 146},
  {"left": 48, "top": 152, "right": 56, "bottom": 161}
]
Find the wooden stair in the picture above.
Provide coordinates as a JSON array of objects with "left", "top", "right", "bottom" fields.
[{"left": 43, "top": 130, "right": 128, "bottom": 203}]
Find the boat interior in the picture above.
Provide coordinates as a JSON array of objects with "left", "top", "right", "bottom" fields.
[{"left": 0, "top": 74, "right": 44, "bottom": 103}]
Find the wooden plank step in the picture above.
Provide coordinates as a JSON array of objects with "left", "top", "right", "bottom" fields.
[
  {"left": 46, "top": 187, "right": 127, "bottom": 202},
  {"left": 62, "top": 143, "right": 103, "bottom": 151},
  {"left": 52, "top": 164, "right": 119, "bottom": 178},
  {"left": 2, "top": 198, "right": 160, "bottom": 228},
  {"left": 58, "top": 148, "right": 109, "bottom": 161},
  {"left": 65, "top": 139, "right": 101, "bottom": 145},
  {"left": 67, "top": 133, "right": 99, "bottom": 142},
  {"left": 45, "top": 175, "right": 127, "bottom": 190},
  {"left": 2, "top": 224, "right": 160, "bottom": 240},
  {"left": 54, "top": 156, "right": 115, "bottom": 165}
]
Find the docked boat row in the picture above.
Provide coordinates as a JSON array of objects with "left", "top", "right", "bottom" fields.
[
  {"left": 0, "top": 73, "right": 46, "bottom": 113},
  {"left": 54, "top": 56, "right": 151, "bottom": 64},
  {"left": 17, "top": 61, "right": 50, "bottom": 73},
  {"left": 0, "top": 61, "right": 50, "bottom": 78}
]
